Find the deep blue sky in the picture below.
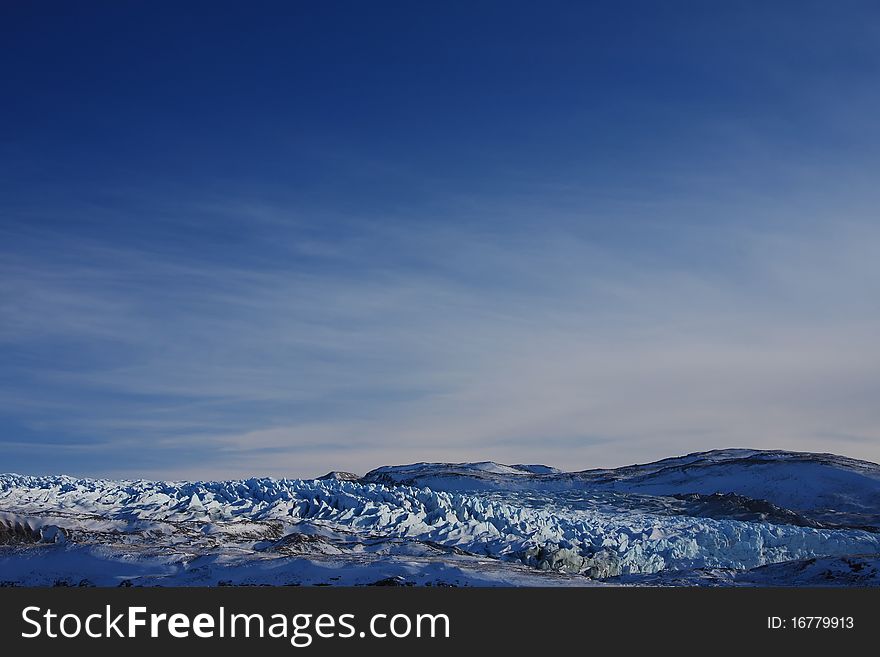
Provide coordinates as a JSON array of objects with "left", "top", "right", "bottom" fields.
[{"left": 2, "top": 1, "right": 880, "bottom": 478}]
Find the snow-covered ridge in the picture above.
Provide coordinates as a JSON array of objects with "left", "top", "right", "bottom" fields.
[
  {"left": 2, "top": 465, "right": 879, "bottom": 579},
  {"left": 363, "top": 449, "right": 880, "bottom": 519}
]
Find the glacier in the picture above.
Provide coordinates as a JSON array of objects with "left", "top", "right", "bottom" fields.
[{"left": 2, "top": 449, "right": 880, "bottom": 586}]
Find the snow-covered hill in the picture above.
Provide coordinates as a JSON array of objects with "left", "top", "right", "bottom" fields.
[
  {"left": 1, "top": 449, "right": 879, "bottom": 586},
  {"left": 364, "top": 449, "right": 880, "bottom": 527}
]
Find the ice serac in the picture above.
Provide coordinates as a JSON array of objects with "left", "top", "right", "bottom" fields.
[{"left": 0, "top": 512, "right": 67, "bottom": 545}]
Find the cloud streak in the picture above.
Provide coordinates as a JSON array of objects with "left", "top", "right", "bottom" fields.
[
  {"left": 2, "top": 190, "right": 879, "bottom": 478},
  {"left": 4, "top": 1, "right": 880, "bottom": 478}
]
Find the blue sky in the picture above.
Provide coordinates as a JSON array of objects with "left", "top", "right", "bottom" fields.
[{"left": 2, "top": 1, "right": 880, "bottom": 478}]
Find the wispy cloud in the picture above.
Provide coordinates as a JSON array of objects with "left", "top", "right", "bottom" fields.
[
  {"left": 4, "top": 2, "right": 880, "bottom": 479},
  {"left": 2, "top": 188, "right": 879, "bottom": 478}
]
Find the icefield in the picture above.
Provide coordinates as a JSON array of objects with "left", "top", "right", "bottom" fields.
[{"left": 2, "top": 449, "right": 880, "bottom": 586}]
